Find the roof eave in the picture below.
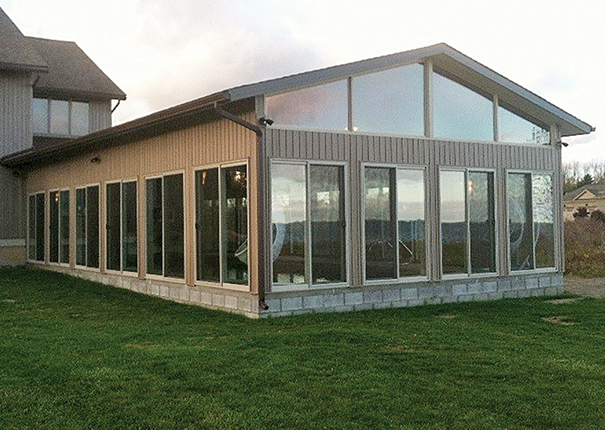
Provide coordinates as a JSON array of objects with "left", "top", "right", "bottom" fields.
[{"left": 0, "top": 61, "right": 48, "bottom": 74}]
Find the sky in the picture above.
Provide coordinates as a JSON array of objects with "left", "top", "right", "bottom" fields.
[{"left": 3, "top": 0, "right": 604, "bottom": 163}]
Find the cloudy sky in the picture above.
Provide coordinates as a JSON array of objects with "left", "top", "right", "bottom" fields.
[{"left": 4, "top": 0, "right": 603, "bottom": 163}]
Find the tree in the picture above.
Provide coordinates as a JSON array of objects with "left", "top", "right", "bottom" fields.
[
  {"left": 591, "top": 210, "right": 605, "bottom": 224},
  {"left": 573, "top": 206, "right": 590, "bottom": 218},
  {"left": 577, "top": 173, "right": 593, "bottom": 188}
]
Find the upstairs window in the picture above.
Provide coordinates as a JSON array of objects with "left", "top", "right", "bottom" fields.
[
  {"left": 498, "top": 104, "right": 550, "bottom": 145},
  {"left": 33, "top": 98, "right": 89, "bottom": 136}
]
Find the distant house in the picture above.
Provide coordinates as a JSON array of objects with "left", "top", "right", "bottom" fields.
[
  {"left": 0, "top": 7, "right": 125, "bottom": 265},
  {"left": 563, "top": 185, "right": 605, "bottom": 220},
  {"left": 0, "top": 7, "right": 595, "bottom": 317}
]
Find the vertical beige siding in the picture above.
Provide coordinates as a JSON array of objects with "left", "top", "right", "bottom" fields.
[
  {"left": 89, "top": 100, "right": 112, "bottom": 132},
  {"left": 26, "top": 111, "right": 260, "bottom": 294},
  {"left": 264, "top": 128, "right": 561, "bottom": 290},
  {"left": 0, "top": 71, "right": 33, "bottom": 157},
  {"left": 0, "top": 166, "right": 25, "bottom": 239}
]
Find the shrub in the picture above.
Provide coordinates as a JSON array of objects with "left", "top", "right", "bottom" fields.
[{"left": 565, "top": 218, "right": 605, "bottom": 277}]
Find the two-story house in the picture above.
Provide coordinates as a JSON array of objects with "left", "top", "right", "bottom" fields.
[{"left": 0, "top": 7, "right": 125, "bottom": 265}]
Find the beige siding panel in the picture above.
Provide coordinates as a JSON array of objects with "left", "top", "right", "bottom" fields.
[
  {"left": 0, "top": 72, "right": 33, "bottom": 157},
  {"left": 0, "top": 166, "right": 26, "bottom": 239},
  {"left": 89, "top": 100, "right": 112, "bottom": 132},
  {"left": 26, "top": 111, "right": 259, "bottom": 294}
]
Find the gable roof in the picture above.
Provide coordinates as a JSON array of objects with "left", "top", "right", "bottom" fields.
[
  {"left": 227, "top": 43, "right": 593, "bottom": 137},
  {"left": 27, "top": 37, "right": 126, "bottom": 100},
  {"left": 564, "top": 184, "right": 605, "bottom": 202},
  {"left": 0, "top": 6, "right": 47, "bottom": 72},
  {"left": 1, "top": 43, "right": 594, "bottom": 167}
]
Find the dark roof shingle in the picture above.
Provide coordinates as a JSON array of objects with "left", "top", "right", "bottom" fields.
[
  {"left": 563, "top": 184, "right": 605, "bottom": 201},
  {"left": 0, "top": 6, "right": 47, "bottom": 72},
  {"left": 27, "top": 37, "right": 126, "bottom": 100}
]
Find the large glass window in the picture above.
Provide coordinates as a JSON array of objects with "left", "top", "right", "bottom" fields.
[
  {"left": 508, "top": 172, "right": 555, "bottom": 271},
  {"left": 433, "top": 72, "right": 494, "bottom": 141},
  {"left": 440, "top": 170, "right": 496, "bottom": 276},
  {"left": 33, "top": 97, "right": 89, "bottom": 136},
  {"left": 49, "top": 191, "right": 59, "bottom": 263},
  {"left": 122, "top": 182, "right": 138, "bottom": 273},
  {"left": 60, "top": 190, "right": 70, "bottom": 264},
  {"left": 146, "top": 174, "right": 184, "bottom": 278},
  {"left": 499, "top": 105, "right": 550, "bottom": 145},
  {"left": 106, "top": 183, "right": 122, "bottom": 271},
  {"left": 75, "top": 185, "right": 99, "bottom": 268},
  {"left": 195, "top": 165, "right": 249, "bottom": 286},
  {"left": 27, "top": 193, "right": 45, "bottom": 262},
  {"left": 352, "top": 64, "right": 424, "bottom": 136},
  {"left": 364, "top": 166, "right": 426, "bottom": 281},
  {"left": 49, "top": 190, "right": 70, "bottom": 264},
  {"left": 266, "top": 80, "right": 348, "bottom": 131},
  {"left": 271, "top": 162, "right": 346, "bottom": 287}
]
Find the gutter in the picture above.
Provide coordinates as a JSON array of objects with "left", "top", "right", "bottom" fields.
[{"left": 213, "top": 104, "right": 268, "bottom": 311}]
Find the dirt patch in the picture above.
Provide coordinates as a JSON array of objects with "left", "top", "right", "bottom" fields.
[
  {"left": 564, "top": 276, "right": 605, "bottom": 298},
  {"left": 545, "top": 298, "right": 580, "bottom": 305},
  {"left": 541, "top": 316, "right": 578, "bottom": 326}
]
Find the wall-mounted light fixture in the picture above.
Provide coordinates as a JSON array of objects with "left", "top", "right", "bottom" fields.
[{"left": 259, "top": 117, "right": 274, "bottom": 126}]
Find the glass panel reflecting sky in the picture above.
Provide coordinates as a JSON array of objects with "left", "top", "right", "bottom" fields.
[
  {"left": 508, "top": 173, "right": 534, "bottom": 271},
  {"left": 266, "top": 80, "right": 348, "bottom": 131},
  {"left": 440, "top": 171, "right": 466, "bottom": 274},
  {"left": 468, "top": 171, "right": 496, "bottom": 273},
  {"left": 499, "top": 105, "right": 550, "bottom": 145},
  {"left": 532, "top": 174, "right": 555, "bottom": 268},
  {"left": 434, "top": 72, "right": 493, "bottom": 141},
  {"left": 352, "top": 64, "right": 424, "bottom": 136},
  {"left": 50, "top": 100, "right": 69, "bottom": 135},
  {"left": 71, "top": 101, "right": 89, "bottom": 136},
  {"left": 397, "top": 169, "right": 425, "bottom": 277},
  {"left": 33, "top": 98, "right": 48, "bottom": 134}
]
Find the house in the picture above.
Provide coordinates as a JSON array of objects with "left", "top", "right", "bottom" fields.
[
  {"left": 0, "top": 7, "right": 125, "bottom": 265},
  {"left": 563, "top": 184, "right": 605, "bottom": 220},
  {"left": 0, "top": 14, "right": 594, "bottom": 316}
]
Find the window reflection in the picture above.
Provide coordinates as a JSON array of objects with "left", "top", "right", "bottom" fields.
[
  {"left": 440, "top": 171, "right": 467, "bottom": 274},
  {"left": 468, "top": 172, "right": 496, "bottom": 273},
  {"left": 508, "top": 173, "right": 534, "bottom": 271},
  {"left": 499, "top": 105, "right": 550, "bottom": 145},
  {"left": 532, "top": 174, "right": 555, "bottom": 268},
  {"left": 397, "top": 169, "right": 426, "bottom": 277}
]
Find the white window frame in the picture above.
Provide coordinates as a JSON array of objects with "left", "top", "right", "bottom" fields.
[
  {"left": 104, "top": 179, "right": 138, "bottom": 277},
  {"left": 269, "top": 159, "right": 350, "bottom": 293},
  {"left": 32, "top": 97, "right": 90, "bottom": 137},
  {"left": 144, "top": 170, "right": 186, "bottom": 283},
  {"left": 439, "top": 168, "right": 499, "bottom": 280},
  {"left": 506, "top": 169, "right": 558, "bottom": 275},
  {"left": 193, "top": 160, "right": 250, "bottom": 291},
  {"left": 74, "top": 183, "right": 101, "bottom": 272},
  {"left": 361, "top": 163, "right": 429, "bottom": 285},
  {"left": 27, "top": 191, "right": 46, "bottom": 264},
  {"left": 48, "top": 188, "right": 70, "bottom": 267}
]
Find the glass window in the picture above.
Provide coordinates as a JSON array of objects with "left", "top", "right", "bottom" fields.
[
  {"left": 76, "top": 189, "right": 86, "bottom": 266},
  {"left": 397, "top": 169, "right": 426, "bottom": 277},
  {"left": 49, "top": 100, "right": 69, "bottom": 135},
  {"left": 223, "top": 166, "right": 248, "bottom": 285},
  {"left": 33, "top": 98, "right": 48, "bottom": 133},
  {"left": 266, "top": 80, "right": 348, "bottom": 131},
  {"left": 468, "top": 172, "right": 496, "bottom": 273},
  {"left": 146, "top": 178, "right": 163, "bottom": 276},
  {"left": 86, "top": 186, "right": 99, "bottom": 268},
  {"left": 352, "top": 64, "right": 424, "bottom": 136},
  {"left": 499, "top": 105, "right": 550, "bottom": 145},
  {"left": 365, "top": 167, "right": 396, "bottom": 280},
  {"left": 440, "top": 171, "right": 466, "bottom": 275},
  {"left": 508, "top": 173, "right": 534, "bottom": 271},
  {"left": 272, "top": 164, "right": 307, "bottom": 285},
  {"left": 28, "top": 195, "right": 36, "bottom": 261},
  {"left": 71, "top": 102, "right": 89, "bottom": 136},
  {"left": 532, "top": 174, "right": 555, "bottom": 268},
  {"left": 49, "top": 191, "right": 60, "bottom": 263},
  {"left": 434, "top": 72, "right": 493, "bottom": 141},
  {"left": 35, "top": 193, "right": 45, "bottom": 262},
  {"left": 196, "top": 169, "right": 220, "bottom": 282},
  {"left": 60, "top": 190, "right": 70, "bottom": 264},
  {"left": 310, "top": 165, "right": 346, "bottom": 284},
  {"left": 163, "top": 174, "right": 184, "bottom": 279},
  {"left": 106, "top": 183, "right": 121, "bottom": 271},
  {"left": 122, "top": 182, "right": 138, "bottom": 273}
]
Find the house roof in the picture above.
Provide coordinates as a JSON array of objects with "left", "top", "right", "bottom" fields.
[
  {"left": 0, "top": 43, "right": 594, "bottom": 167},
  {"left": 563, "top": 184, "right": 605, "bottom": 202},
  {"left": 0, "top": 6, "right": 47, "bottom": 72},
  {"left": 26, "top": 37, "right": 126, "bottom": 100}
]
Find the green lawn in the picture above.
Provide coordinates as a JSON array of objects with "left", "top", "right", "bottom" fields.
[{"left": 1, "top": 268, "right": 605, "bottom": 429}]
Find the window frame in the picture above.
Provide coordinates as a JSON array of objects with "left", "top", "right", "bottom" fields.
[
  {"left": 361, "top": 162, "right": 429, "bottom": 285},
  {"left": 74, "top": 183, "right": 101, "bottom": 271},
  {"left": 439, "top": 167, "right": 499, "bottom": 280},
  {"left": 144, "top": 170, "right": 186, "bottom": 283},
  {"left": 193, "top": 160, "right": 251, "bottom": 291},
  {"left": 104, "top": 178, "right": 138, "bottom": 277},
  {"left": 27, "top": 191, "right": 46, "bottom": 264},
  {"left": 269, "top": 159, "right": 350, "bottom": 293},
  {"left": 48, "top": 188, "right": 70, "bottom": 268},
  {"left": 32, "top": 96, "right": 90, "bottom": 137},
  {"left": 506, "top": 169, "right": 558, "bottom": 275}
]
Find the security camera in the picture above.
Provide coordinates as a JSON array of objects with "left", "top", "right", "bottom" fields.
[{"left": 259, "top": 117, "right": 274, "bottom": 126}]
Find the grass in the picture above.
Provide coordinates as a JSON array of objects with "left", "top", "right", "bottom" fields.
[{"left": 1, "top": 268, "right": 605, "bottom": 429}]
